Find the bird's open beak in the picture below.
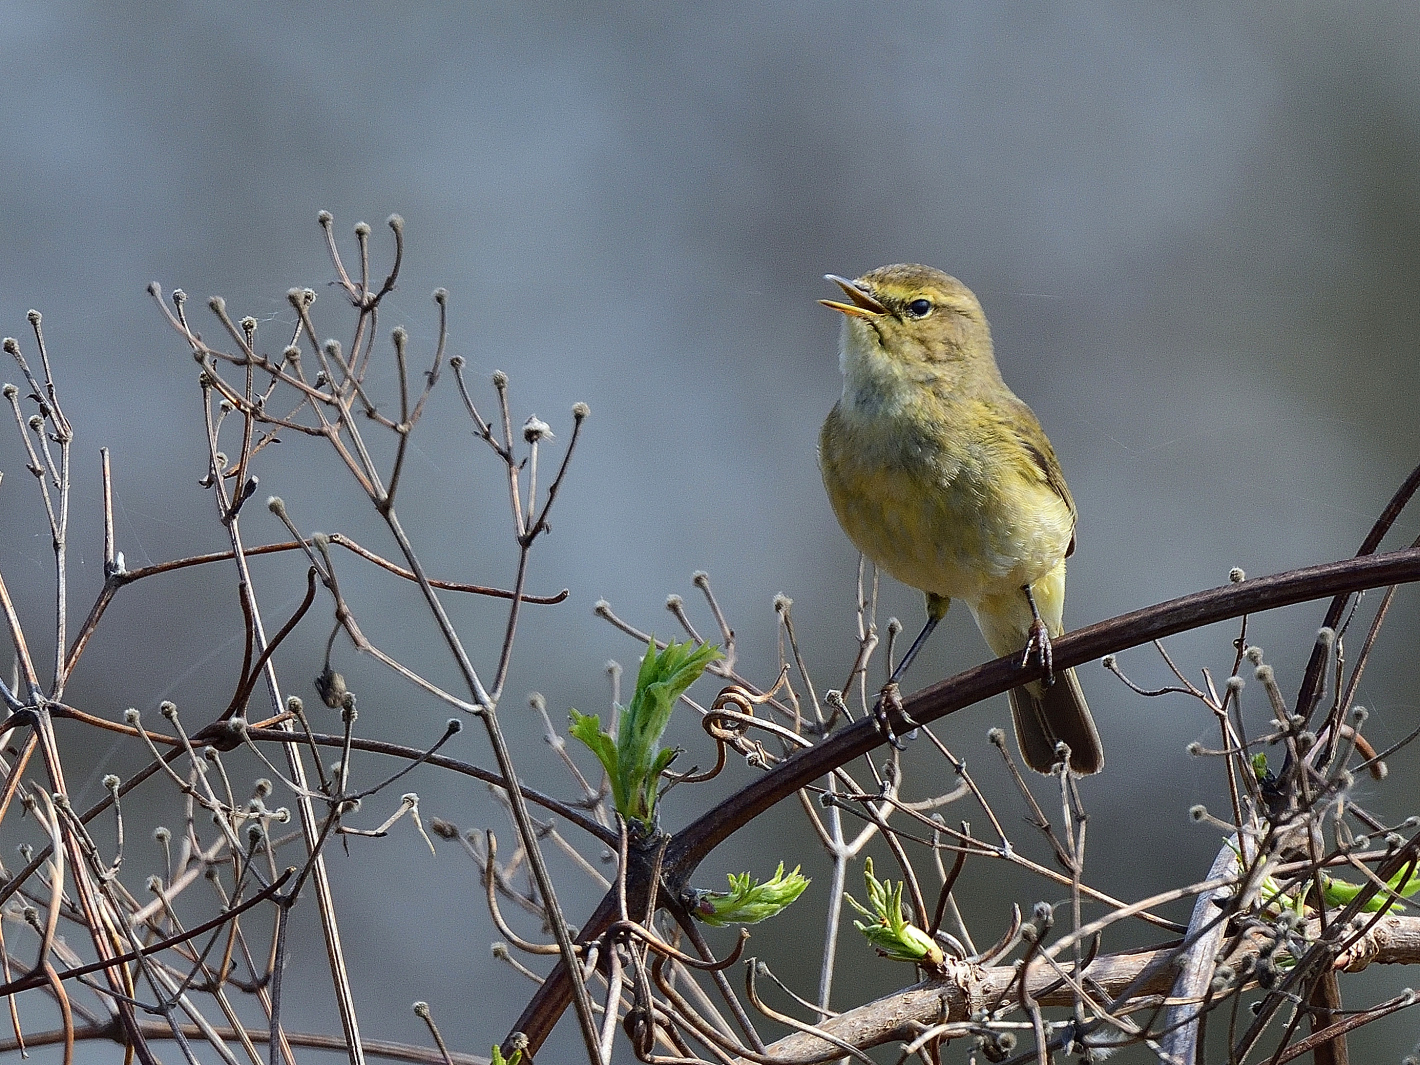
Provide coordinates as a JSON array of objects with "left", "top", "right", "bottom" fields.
[{"left": 819, "top": 274, "right": 888, "bottom": 318}]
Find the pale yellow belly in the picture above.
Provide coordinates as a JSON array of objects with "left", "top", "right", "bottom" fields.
[{"left": 819, "top": 405, "right": 1073, "bottom": 610}]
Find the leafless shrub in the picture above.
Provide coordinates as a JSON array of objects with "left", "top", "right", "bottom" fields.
[{"left": 1, "top": 215, "right": 1418, "bottom": 1064}]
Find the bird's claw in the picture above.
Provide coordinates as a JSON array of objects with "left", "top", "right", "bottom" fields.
[
  {"left": 1021, "top": 618, "right": 1055, "bottom": 688},
  {"left": 873, "top": 682, "right": 919, "bottom": 749}
]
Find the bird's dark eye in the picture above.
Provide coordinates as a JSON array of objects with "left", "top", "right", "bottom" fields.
[{"left": 906, "top": 298, "right": 933, "bottom": 318}]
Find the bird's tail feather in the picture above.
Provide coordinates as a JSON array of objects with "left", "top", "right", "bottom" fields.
[{"left": 1008, "top": 666, "right": 1103, "bottom": 774}]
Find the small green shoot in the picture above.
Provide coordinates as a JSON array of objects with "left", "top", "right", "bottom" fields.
[
  {"left": 1251, "top": 752, "right": 1270, "bottom": 781},
  {"left": 1321, "top": 865, "right": 1420, "bottom": 913},
  {"left": 1237, "top": 839, "right": 1420, "bottom": 916},
  {"left": 569, "top": 637, "right": 721, "bottom": 830},
  {"left": 844, "top": 857, "right": 944, "bottom": 967},
  {"left": 690, "top": 862, "right": 810, "bottom": 926}
]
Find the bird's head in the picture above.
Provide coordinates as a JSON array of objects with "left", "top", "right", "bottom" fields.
[{"left": 821, "top": 264, "right": 995, "bottom": 382}]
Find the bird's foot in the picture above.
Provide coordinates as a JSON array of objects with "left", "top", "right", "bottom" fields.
[
  {"left": 1020, "top": 619, "right": 1055, "bottom": 687},
  {"left": 1020, "top": 584, "right": 1056, "bottom": 688},
  {"left": 873, "top": 682, "right": 919, "bottom": 750}
]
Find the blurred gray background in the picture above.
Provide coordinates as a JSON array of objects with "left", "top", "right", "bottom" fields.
[{"left": 2, "top": 3, "right": 1419, "bottom": 1061}]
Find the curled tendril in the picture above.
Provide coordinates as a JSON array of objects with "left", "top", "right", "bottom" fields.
[
  {"left": 605, "top": 920, "right": 749, "bottom": 972},
  {"left": 664, "top": 671, "right": 794, "bottom": 784}
]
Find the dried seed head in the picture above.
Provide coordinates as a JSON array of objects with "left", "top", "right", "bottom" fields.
[{"left": 315, "top": 666, "right": 349, "bottom": 709}]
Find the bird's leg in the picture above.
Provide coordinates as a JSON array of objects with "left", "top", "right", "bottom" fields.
[
  {"left": 872, "top": 615, "right": 937, "bottom": 747},
  {"left": 1020, "top": 583, "right": 1055, "bottom": 687},
  {"left": 887, "top": 614, "right": 939, "bottom": 689}
]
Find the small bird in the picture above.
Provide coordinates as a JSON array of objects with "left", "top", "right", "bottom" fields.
[{"left": 817, "top": 264, "right": 1102, "bottom": 774}]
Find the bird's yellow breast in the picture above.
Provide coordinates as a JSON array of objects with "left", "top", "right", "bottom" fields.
[{"left": 818, "top": 388, "right": 1074, "bottom": 607}]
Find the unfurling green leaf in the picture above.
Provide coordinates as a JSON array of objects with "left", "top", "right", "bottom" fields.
[
  {"left": 845, "top": 857, "right": 944, "bottom": 966},
  {"left": 691, "top": 862, "right": 810, "bottom": 926},
  {"left": 568, "top": 637, "right": 721, "bottom": 829},
  {"left": 568, "top": 709, "right": 618, "bottom": 783}
]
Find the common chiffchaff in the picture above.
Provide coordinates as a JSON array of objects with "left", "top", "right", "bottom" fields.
[{"left": 818, "top": 264, "right": 1103, "bottom": 774}]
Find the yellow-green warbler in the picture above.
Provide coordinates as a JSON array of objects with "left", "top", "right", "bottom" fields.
[{"left": 818, "top": 264, "right": 1102, "bottom": 774}]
